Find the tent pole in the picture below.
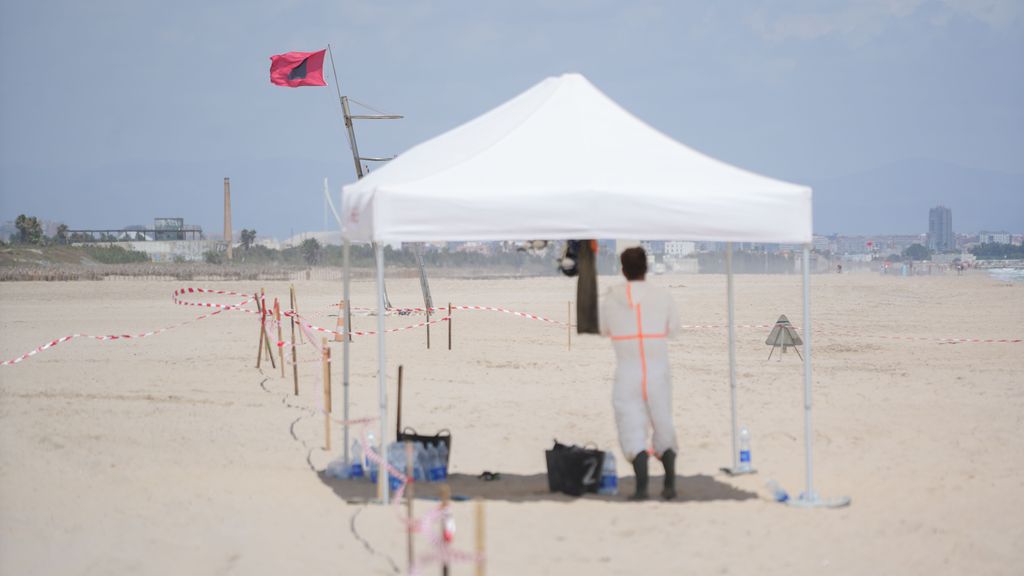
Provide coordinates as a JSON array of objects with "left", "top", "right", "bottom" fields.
[
  {"left": 788, "top": 246, "right": 850, "bottom": 508},
  {"left": 721, "top": 242, "right": 753, "bottom": 476},
  {"left": 801, "top": 245, "right": 815, "bottom": 498},
  {"left": 342, "top": 238, "right": 351, "bottom": 470},
  {"left": 376, "top": 242, "right": 389, "bottom": 504},
  {"left": 415, "top": 243, "right": 433, "bottom": 313},
  {"left": 728, "top": 243, "right": 737, "bottom": 472},
  {"left": 726, "top": 243, "right": 740, "bottom": 474}
]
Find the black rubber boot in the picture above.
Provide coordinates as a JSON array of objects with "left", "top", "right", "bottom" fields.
[
  {"left": 629, "top": 452, "right": 649, "bottom": 501},
  {"left": 661, "top": 449, "right": 677, "bottom": 500}
]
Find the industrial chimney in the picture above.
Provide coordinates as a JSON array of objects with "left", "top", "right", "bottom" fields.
[{"left": 224, "top": 177, "right": 233, "bottom": 261}]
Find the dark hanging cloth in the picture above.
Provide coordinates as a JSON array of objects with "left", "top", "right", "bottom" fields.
[{"left": 576, "top": 239, "right": 600, "bottom": 334}]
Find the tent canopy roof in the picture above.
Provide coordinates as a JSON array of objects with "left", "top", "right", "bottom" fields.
[{"left": 342, "top": 73, "right": 812, "bottom": 244}]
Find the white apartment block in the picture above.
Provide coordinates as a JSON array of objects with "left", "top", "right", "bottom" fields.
[{"left": 663, "top": 241, "right": 695, "bottom": 257}]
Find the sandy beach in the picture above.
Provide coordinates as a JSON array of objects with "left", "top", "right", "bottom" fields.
[{"left": 1, "top": 270, "right": 1022, "bottom": 575}]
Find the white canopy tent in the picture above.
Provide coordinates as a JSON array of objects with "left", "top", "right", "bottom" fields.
[
  {"left": 342, "top": 73, "right": 810, "bottom": 243},
  {"left": 340, "top": 73, "right": 846, "bottom": 507}
]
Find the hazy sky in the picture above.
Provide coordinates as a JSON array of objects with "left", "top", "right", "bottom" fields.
[{"left": 1, "top": 0, "right": 1021, "bottom": 238}]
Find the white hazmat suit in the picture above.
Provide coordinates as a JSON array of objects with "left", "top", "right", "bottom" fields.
[{"left": 600, "top": 281, "right": 681, "bottom": 461}]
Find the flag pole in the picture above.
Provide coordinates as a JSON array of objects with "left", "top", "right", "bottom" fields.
[
  {"left": 328, "top": 43, "right": 357, "bottom": 476},
  {"left": 326, "top": 43, "right": 393, "bottom": 310},
  {"left": 326, "top": 44, "right": 363, "bottom": 180},
  {"left": 328, "top": 43, "right": 397, "bottom": 482}
]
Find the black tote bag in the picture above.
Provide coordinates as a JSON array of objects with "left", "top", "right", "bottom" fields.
[{"left": 545, "top": 440, "right": 605, "bottom": 496}]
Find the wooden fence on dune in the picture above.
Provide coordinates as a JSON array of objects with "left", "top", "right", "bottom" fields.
[{"left": 0, "top": 265, "right": 374, "bottom": 282}]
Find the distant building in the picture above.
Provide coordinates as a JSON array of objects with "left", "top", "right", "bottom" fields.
[
  {"left": 663, "top": 241, "right": 695, "bottom": 257},
  {"left": 979, "top": 231, "right": 1011, "bottom": 245},
  {"left": 65, "top": 217, "right": 211, "bottom": 262},
  {"left": 927, "top": 206, "right": 954, "bottom": 252},
  {"left": 640, "top": 240, "right": 666, "bottom": 255},
  {"left": 836, "top": 236, "right": 871, "bottom": 254},
  {"left": 454, "top": 241, "right": 491, "bottom": 255}
]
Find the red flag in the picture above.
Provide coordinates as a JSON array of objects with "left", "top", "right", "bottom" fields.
[{"left": 269, "top": 49, "right": 327, "bottom": 87}]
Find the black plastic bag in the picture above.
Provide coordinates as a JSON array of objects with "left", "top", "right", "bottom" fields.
[{"left": 545, "top": 440, "right": 605, "bottom": 496}]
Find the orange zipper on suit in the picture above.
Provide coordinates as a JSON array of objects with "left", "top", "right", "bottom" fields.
[{"left": 610, "top": 283, "right": 666, "bottom": 402}]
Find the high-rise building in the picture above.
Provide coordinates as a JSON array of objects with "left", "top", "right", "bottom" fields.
[{"left": 927, "top": 206, "right": 954, "bottom": 252}]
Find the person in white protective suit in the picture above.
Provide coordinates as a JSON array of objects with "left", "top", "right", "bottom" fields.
[{"left": 599, "top": 247, "right": 681, "bottom": 500}]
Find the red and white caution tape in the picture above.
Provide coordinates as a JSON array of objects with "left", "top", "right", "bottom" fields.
[
  {"left": 348, "top": 305, "right": 438, "bottom": 317},
  {"left": 931, "top": 337, "right": 1023, "bottom": 344},
  {"left": 451, "top": 304, "right": 568, "bottom": 326},
  {"left": 344, "top": 424, "right": 481, "bottom": 575},
  {"left": 681, "top": 323, "right": 774, "bottom": 330},
  {"left": 678, "top": 323, "right": 1022, "bottom": 344},
  {"left": 820, "top": 331, "right": 1023, "bottom": 345},
  {"left": 289, "top": 313, "right": 451, "bottom": 340},
  {"left": 1, "top": 297, "right": 251, "bottom": 366},
  {"left": 172, "top": 287, "right": 259, "bottom": 314},
  {"left": 351, "top": 303, "right": 568, "bottom": 326},
  {"left": 7, "top": 287, "right": 1019, "bottom": 368}
]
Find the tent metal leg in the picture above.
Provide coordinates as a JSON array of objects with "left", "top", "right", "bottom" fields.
[
  {"left": 802, "top": 245, "right": 815, "bottom": 497},
  {"left": 342, "top": 238, "right": 351, "bottom": 472},
  {"left": 721, "top": 243, "right": 754, "bottom": 476},
  {"left": 376, "top": 242, "right": 389, "bottom": 504},
  {"left": 789, "top": 246, "right": 850, "bottom": 508}
]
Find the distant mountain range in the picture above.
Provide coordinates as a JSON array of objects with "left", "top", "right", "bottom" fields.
[{"left": 808, "top": 158, "right": 1023, "bottom": 236}]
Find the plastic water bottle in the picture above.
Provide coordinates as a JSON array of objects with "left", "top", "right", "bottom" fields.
[
  {"left": 437, "top": 442, "right": 449, "bottom": 480},
  {"left": 387, "top": 442, "right": 406, "bottom": 492},
  {"left": 366, "top": 433, "right": 379, "bottom": 483},
  {"left": 412, "top": 443, "right": 425, "bottom": 481},
  {"left": 766, "top": 480, "right": 789, "bottom": 502},
  {"left": 598, "top": 451, "right": 618, "bottom": 495},
  {"left": 325, "top": 453, "right": 349, "bottom": 478},
  {"left": 421, "top": 444, "right": 434, "bottom": 482},
  {"left": 399, "top": 442, "right": 426, "bottom": 483},
  {"left": 348, "top": 440, "right": 365, "bottom": 479},
  {"left": 425, "top": 444, "right": 442, "bottom": 482},
  {"left": 415, "top": 443, "right": 428, "bottom": 482},
  {"left": 738, "top": 427, "right": 752, "bottom": 472}
]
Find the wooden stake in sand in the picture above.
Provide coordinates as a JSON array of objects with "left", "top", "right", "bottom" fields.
[
  {"left": 293, "top": 286, "right": 305, "bottom": 345},
  {"left": 567, "top": 300, "right": 572, "bottom": 351},
  {"left": 475, "top": 498, "right": 486, "bottom": 576},
  {"left": 260, "top": 289, "right": 276, "bottom": 370},
  {"left": 289, "top": 285, "right": 299, "bottom": 396},
  {"left": 255, "top": 292, "right": 265, "bottom": 369},
  {"left": 322, "top": 337, "right": 332, "bottom": 450},
  {"left": 274, "top": 298, "right": 284, "bottom": 378},
  {"left": 405, "top": 440, "right": 415, "bottom": 572},
  {"left": 255, "top": 293, "right": 276, "bottom": 370},
  {"left": 334, "top": 298, "right": 345, "bottom": 342},
  {"left": 447, "top": 302, "right": 453, "bottom": 351},
  {"left": 396, "top": 365, "right": 404, "bottom": 439},
  {"left": 426, "top": 305, "right": 431, "bottom": 349}
]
